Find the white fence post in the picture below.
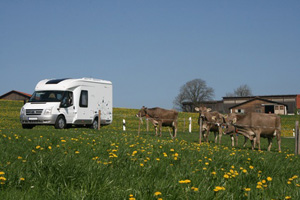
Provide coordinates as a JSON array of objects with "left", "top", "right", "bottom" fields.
[
  {"left": 189, "top": 117, "right": 192, "bottom": 133},
  {"left": 123, "top": 119, "right": 126, "bottom": 131}
]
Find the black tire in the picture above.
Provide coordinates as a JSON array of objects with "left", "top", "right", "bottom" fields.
[
  {"left": 91, "top": 118, "right": 98, "bottom": 130},
  {"left": 22, "top": 124, "right": 34, "bottom": 129},
  {"left": 55, "top": 115, "right": 66, "bottom": 129}
]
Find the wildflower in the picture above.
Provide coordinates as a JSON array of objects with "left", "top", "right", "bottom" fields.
[
  {"left": 224, "top": 174, "right": 229, "bottom": 179},
  {"left": 0, "top": 172, "right": 4, "bottom": 175},
  {"left": 140, "top": 163, "right": 144, "bottom": 167},
  {"left": 36, "top": 145, "right": 40, "bottom": 149},
  {"left": 214, "top": 186, "right": 225, "bottom": 192},
  {"left": 205, "top": 162, "right": 209, "bottom": 166},
  {"left": 267, "top": 177, "right": 272, "bottom": 181},
  {"left": 285, "top": 196, "right": 291, "bottom": 199},
  {"left": 48, "top": 146, "right": 52, "bottom": 150},
  {"left": 75, "top": 151, "right": 80, "bottom": 154},
  {"left": 244, "top": 188, "right": 251, "bottom": 192},
  {"left": 61, "top": 140, "right": 66, "bottom": 142},
  {"left": 170, "top": 149, "right": 174, "bottom": 152},
  {"left": 249, "top": 165, "right": 254, "bottom": 170},
  {"left": 20, "top": 177, "right": 25, "bottom": 181},
  {"left": 129, "top": 194, "right": 136, "bottom": 200},
  {"left": 154, "top": 191, "right": 162, "bottom": 196},
  {"left": 211, "top": 171, "right": 216, "bottom": 175},
  {"left": 179, "top": 179, "right": 191, "bottom": 184},
  {"left": 156, "top": 158, "right": 160, "bottom": 161},
  {"left": 191, "top": 187, "right": 199, "bottom": 191}
]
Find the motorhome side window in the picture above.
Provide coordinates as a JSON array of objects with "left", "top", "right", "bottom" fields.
[
  {"left": 80, "top": 90, "right": 88, "bottom": 107},
  {"left": 61, "top": 91, "right": 73, "bottom": 108}
]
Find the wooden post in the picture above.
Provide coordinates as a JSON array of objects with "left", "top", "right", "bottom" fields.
[
  {"left": 199, "top": 117, "right": 202, "bottom": 145},
  {"left": 98, "top": 110, "right": 101, "bottom": 130},
  {"left": 295, "top": 121, "right": 299, "bottom": 155}
]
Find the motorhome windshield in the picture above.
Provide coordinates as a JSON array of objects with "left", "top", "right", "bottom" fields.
[{"left": 29, "top": 91, "right": 65, "bottom": 102}]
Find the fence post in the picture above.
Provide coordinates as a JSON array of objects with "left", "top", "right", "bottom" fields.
[
  {"left": 295, "top": 121, "right": 299, "bottom": 155},
  {"left": 199, "top": 117, "right": 202, "bottom": 145},
  {"left": 123, "top": 119, "right": 126, "bottom": 131},
  {"left": 98, "top": 110, "right": 101, "bottom": 130},
  {"left": 189, "top": 117, "right": 192, "bottom": 133}
]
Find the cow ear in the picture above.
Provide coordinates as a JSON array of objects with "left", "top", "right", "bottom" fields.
[
  {"left": 212, "top": 116, "right": 216, "bottom": 121},
  {"left": 207, "top": 108, "right": 212, "bottom": 112},
  {"left": 195, "top": 107, "right": 199, "bottom": 112}
]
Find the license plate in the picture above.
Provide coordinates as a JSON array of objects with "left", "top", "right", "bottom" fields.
[{"left": 29, "top": 118, "right": 38, "bottom": 120}]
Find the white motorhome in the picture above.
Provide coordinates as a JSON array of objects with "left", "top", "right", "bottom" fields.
[{"left": 20, "top": 78, "right": 113, "bottom": 129}]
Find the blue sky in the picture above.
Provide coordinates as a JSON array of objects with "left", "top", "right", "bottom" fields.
[{"left": 1, "top": 1, "right": 299, "bottom": 109}]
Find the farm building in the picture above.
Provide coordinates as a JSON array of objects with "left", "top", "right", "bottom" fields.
[
  {"left": 183, "top": 94, "right": 300, "bottom": 115},
  {"left": 228, "top": 97, "right": 287, "bottom": 115},
  {"left": 0, "top": 90, "right": 32, "bottom": 101}
]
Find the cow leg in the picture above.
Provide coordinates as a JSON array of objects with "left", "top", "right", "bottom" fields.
[
  {"left": 214, "top": 132, "right": 218, "bottom": 143},
  {"left": 250, "top": 139, "right": 254, "bottom": 150},
  {"left": 256, "top": 132, "right": 261, "bottom": 151},
  {"left": 230, "top": 135, "right": 235, "bottom": 147},
  {"left": 173, "top": 121, "right": 177, "bottom": 138},
  {"left": 159, "top": 122, "right": 162, "bottom": 137},
  {"left": 243, "top": 137, "right": 248, "bottom": 148},
  {"left": 276, "top": 130, "right": 281, "bottom": 152},
  {"left": 154, "top": 126, "right": 158, "bottom": 136},
  {"left": 267, "top": 137, "right": 273, "bottom": 151},
  {"left": 206, "top": 127, "right": 211, "bottom": 142},
  {"left": 218, "top": 127, "right": 222, "bottom": 144}
]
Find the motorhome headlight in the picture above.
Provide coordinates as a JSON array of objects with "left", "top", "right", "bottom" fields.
[
  {"left": 44, "top": 108, "right": 52, "bottom": 115},
  {"left": 20, "top": 107, "right": 25, "bottom": 115}
]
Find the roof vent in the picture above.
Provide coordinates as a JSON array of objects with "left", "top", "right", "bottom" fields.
[{"left": 46, "top": 78, "right": 70, "bottom": 84}]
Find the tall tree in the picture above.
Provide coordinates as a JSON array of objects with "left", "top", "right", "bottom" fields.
[
  {"left": 226, "top": 84, "right": 253, "bottom": 97},
  {"left": 173, "top": 79, "right": 214, "bottom": 112}
]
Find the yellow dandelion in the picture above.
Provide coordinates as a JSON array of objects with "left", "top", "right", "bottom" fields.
[
  {"left": 20, "top": 177, "right": 25, "bottom": 181},
  {"left": 267, "top": 177, "right": 272, "bottom": 181},
  {"left": 154, "top": 191, "right": 162, "bottom": 196}
]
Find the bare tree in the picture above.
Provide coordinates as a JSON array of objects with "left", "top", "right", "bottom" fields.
[
  {"left": 226, "top": 84, "right": 253, "bottom": 97},
  {"left": 173, "top": 79, "right": 214, "bottom": 112}
]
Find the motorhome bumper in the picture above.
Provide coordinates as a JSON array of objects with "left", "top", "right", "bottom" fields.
[{"left": 20, "top": 114, "right": 58, "bottom": 124}]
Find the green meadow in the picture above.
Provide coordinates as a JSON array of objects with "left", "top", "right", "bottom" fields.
[{"left": 1, "top": 100, "right": 300, "bottom": 199}]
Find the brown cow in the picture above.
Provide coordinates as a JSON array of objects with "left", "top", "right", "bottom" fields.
[
  {"left": 224, "top": 112, "right": 281, "bottom": 151},
  {"left": 195, "top": 107, "right": 224, "bottom": 143},
  {"left": 136, "top": 106, "right": 178, "bottom": 138}
]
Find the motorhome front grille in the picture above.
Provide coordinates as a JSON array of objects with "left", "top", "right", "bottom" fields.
[{"left": 26, "top": 109, "right": 43, "bottom": 115}]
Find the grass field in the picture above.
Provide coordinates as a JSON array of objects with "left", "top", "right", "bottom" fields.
[{"left": 1, "top": 100, "right": 300, "bottom": 199}]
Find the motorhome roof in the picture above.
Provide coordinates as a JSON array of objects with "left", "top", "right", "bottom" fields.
[{"left": 35, "top": 78, "right": 112, "bottom": 91}]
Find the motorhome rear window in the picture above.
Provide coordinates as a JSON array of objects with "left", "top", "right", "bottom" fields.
[{"left": 46, "top": 78, "right": 70, "bottom": 84}]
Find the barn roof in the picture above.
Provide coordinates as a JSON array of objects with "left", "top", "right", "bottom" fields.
[
  {"left": 0, "top": 90, "right": 32, "bottom": 99},
  {"left": 229, "top": 97, "right": 288, "bottom": 109}
]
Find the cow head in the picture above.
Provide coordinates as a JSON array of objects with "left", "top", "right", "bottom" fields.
[
  {"left": 136, "top": 106, "right": 148, "bottom": 124},
  {"left": 222, "top": 113, "right": 237, "bottom": 135},
  {"left": 136, "top": 106, "right": 147, "bottom": 118}
]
